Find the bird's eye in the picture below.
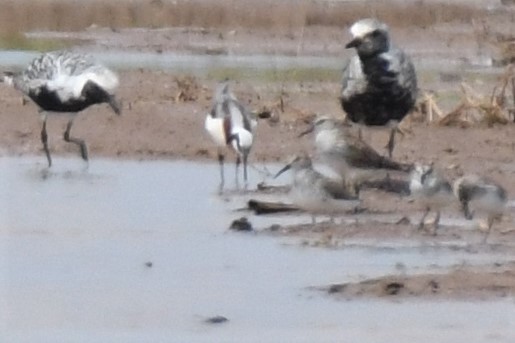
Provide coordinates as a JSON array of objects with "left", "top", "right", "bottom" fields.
[{"left": 371, "top": 30, "right": 381, "bottom": 37}]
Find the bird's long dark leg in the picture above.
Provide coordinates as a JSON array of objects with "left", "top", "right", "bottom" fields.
[
  {"left": 243, "top": 152, "right": 249, "bottom": 188},
  {"left": 235, "top": 155, "right": 241, "bottom": 189},
  {"left": 482, "top": 215, "right": 495, "bottom": 244},
  {"left": 462, "top": 201, "right": 473, "bottom": 220},
  {"left": 386, "top": 127, "right": 396, "bottom": 158},
  {"left": 357, "top": 127, "right": 363, "bottom": 141},
  {"left": 63, "top": 116, "right": 88, "bottom": 164},
  {"left": 417, "top": 206, "right": 430, "bottom": 231},
  {"left": 431, "top": 210, "right": 441, "bottom": 236},
  {"left": 218, "top": 149, "right": 225, "bottom": 191},
  {"left": 386, "top": 126, "right": 406, "bottom": 158},
  {"left": 40, "top": 112, "right": 52, "bottom": 167}
]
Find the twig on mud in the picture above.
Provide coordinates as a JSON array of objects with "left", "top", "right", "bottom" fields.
[
  {"left": 174, "top": 75, "right": 201, "bottom": 102},
  {"left": 416, "top": 91, "right": 444, "bottom": 123}
]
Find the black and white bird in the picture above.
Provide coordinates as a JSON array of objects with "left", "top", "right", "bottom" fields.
[
  {"left": 409, "top": 164, "right": 454, "bottom": 234},
  {"left": 204, "top": 81, "right": 256, "bottom": 188},
  {"left": 274, "top": 154, "right": 359, "bottom": 220},
  {"left": 341, "top": 18, "right": 417, "bottom": 158},
  {"left": 2, "top": 50, "right": 120, "bottom": 167},
  {"left": 453, "top": 174, "right": 507, "bottom": 242}
]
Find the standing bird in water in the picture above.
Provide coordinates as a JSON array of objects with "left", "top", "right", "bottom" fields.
[
  {"left": 341, "top": 18, "right": 417, "bottom": 158},
  {"left": 2, "top": 50, "right": 120, "bottom": 167},
  {"left": 205, "top": 81, "right": 256, "bottom": 189}
]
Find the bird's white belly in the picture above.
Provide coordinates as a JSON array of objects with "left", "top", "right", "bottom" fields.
[{"left": 204, "top": 115, "right": 227, "bottom": 147}]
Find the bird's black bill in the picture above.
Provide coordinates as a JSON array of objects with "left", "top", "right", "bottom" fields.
[
  {"left": 274, "top": 164, "right": 291, "bottom": 179},
  {"left": 257, "top": 110, "right": 272, "bottom": 119},
  {"left": 298, "top": 125, "right": 314, "bottom": 138},
  {"left": 108, "top": 95, "right": 122, "bottom": 115},
  {"left": 345, "top": 38, "right": 361, "bottom": 49}
]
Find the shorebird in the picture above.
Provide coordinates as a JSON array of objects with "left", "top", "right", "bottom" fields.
[
  {"left": 274, "top": 154, "right": 359, "bottom": 220},
  {"left": 2, "top": 50, "right": 120, "bottom": 167},
  {"left": 300, "top": 116, "right": 412, "bottom": 195},
  {"left": 301, "top": 116, "right": 412, "bottom": 172},
  {"left": 205, "top": 81, "right": 257, "bottom": 188},
  {"left": 409, "top": 164, "right": 454, "bottom": 234},
  {"left": 341, "top": 18, "right": 417, "bottom": 158},
  {"left": 453, "top": 174, "right": 507, "bottom": 242}
]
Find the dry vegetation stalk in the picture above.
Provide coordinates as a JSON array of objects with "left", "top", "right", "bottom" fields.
[{"left": 435, "top": 66, "right": 515, "bottom": 127}]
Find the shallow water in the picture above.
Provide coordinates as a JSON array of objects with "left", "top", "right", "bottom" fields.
[
  {"left": 0, "top": 50, "right": 342, "bottom": 73},
  {"left": 0, "top": 49, "right": 501, "bottom": 76},
  {"left": 0, "top": 157, "right": 514, "bottom": 342}
]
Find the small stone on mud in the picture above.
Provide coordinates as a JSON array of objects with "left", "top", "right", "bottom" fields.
[
  {"left": 384, "top": 282, "right": 404, "bottom": 295},
  {"left": 268, "top": 224, "right": 281, "bottom": 232},
  {"left": 145, "top": 261, "right": 153, "bottom": 268},
  {"left": 395, "top": 216, "right": 410, "bottom": 225},
  {"left": 205, "top": 315, "right": 229, "bottom": 324},
  {"left": 328, "top": 284, "right": 346, "bottom": 294},
  {"left": 229, "top": 217, "right": 253, "bottom": 232},
  {"left": 428, "top": 279, "right": 439, "bottom": 293}
]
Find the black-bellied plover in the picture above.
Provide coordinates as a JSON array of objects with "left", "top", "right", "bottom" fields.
[
  {"left": 205, "top": 81, "right": 256, "bottom": 188},
  {"left": 453, "top": 174, "right": 507, "bottom": 242},
  {"left": 2, "top": 50, "right": 120, "bottom": 167},
  {"left": 409, "top": 164, "right": 454, "bottom": 234},
  {"left": 341, "top": 18, "right": 417, "bottom": 158},
  {"left": 274, "top": 154, "right": 359, "bottom": 221}
]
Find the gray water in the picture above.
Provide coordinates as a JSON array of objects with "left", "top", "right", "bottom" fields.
[
  {"left": 0, "top": 50, "right": 342, "bottom": 73},
  {"left": 0, "top": 157, "right": 514, "bottom": 342},
  {"left": 0, "top": 49, "right": 501, "bottom": 76}
]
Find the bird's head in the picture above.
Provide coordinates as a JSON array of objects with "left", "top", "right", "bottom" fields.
[
  {"left": 346, "top": 18, "right": 390, "bottom": 57},
  {"left": 214, "top": 78, "right": 236, "bottom": 104},
  {"left": 412, "top": 163, "right": 434, "bottom": 182},
  {"left": 299, "top": 115, "right": 341, "bottom": 137}
]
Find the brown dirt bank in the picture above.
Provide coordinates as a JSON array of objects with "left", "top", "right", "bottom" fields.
[
  {"left": 2, "top": 70, "right": 515, "bottom": 183},
  {"left": 323, "top": 262, "right": 515, "bottom": 300}
]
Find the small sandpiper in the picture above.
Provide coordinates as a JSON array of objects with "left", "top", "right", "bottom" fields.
[
  {"left": 300, "top": 116, "right": 412, "bottom": 195},
  {"left": 453, "top": 174, "right": 507, "bottom": 242},
  {"left": 274, "top": 153, "right": 359, "bottom": 222},
  {"left": 301, "top": 116, "right": 412, "bottom": 171},
  {"left": 409, "top": 164, "right": 454, "bottom": 235}
]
